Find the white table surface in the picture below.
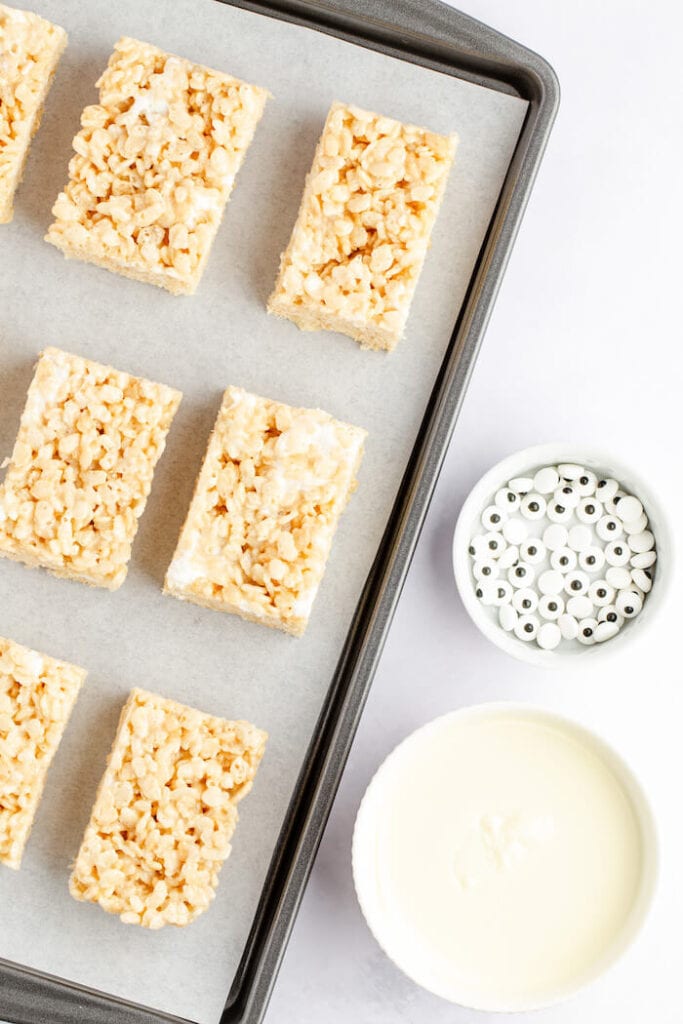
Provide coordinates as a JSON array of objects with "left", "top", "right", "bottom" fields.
[{"left": 265, "top": 1, "right": 683, "bottom": 1022}]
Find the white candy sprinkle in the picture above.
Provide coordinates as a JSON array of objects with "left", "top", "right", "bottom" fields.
[
  {"left": 550, "top": 547, "right": 577, "bottom": 573},
  {"left": 605, "top": 566, "right": 632, "bottom": 589},
  {"left": 623, "top": 512, "right": 648, "bottom": 535},
  {"left": 567, "top": 594, "right": 593, "bottom": 618},
  {"left": 538, "top": 569, "right": 565, "bottom": 595},
  {"left": 615, "top": 495, "right": 643, "bottom": 523},
  {"left": 628, "top": 530, "right": 655, "bottom": 554},
  {"left": 508, "top": 476, "right": 533, "bottom": 494},
  {"left": 502, "top": 518, "right": 528, "bottom": 545},
  {"left": 543, "top": 524, "right": 569, "bottom": 550},
  {"left": 595, "top": 621, "right": 619, "bottom": 643},
  {"left": 558, "top": 614, "right": 579, "bottom": 639},
  {"left": 513, "top": 587, "right": 538, "bottom": 614},
  {"left": 577, "top": 618, "right": 598, "bottom": 645},
  {"left": 631, "top": 568, "right": 652, "bottom": 593},
  {"left": 568, "top": 525, "right": 593, "bottom": 552},
  {"left": 498, "top": 545, "right": 519, "bottom": 569},
  {"left": 499, "top": 605, "right": 518, "bottom": 631},
  {"left": 520, "top": 493, "right": 546, "bottom": 520},
  {"left": 558, "top": 463, "right": 584, "bottom": 480},
  {"left": 537, "top": 622, "right": 562, "bottom": 650},
  {"left": 515, "top": 615, "right": 539, "bottom": 641},
  {"left": 533, "top": 466, "right": 560, "bottom": 494},
  {"left": 631, "top": 550, "right": 656, "bottom": 569},
  {"left": 605, "top": 540, "right": 631, "bottom": 566}
]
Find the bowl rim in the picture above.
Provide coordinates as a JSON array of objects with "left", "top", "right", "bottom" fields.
[
  {"left": 452, "top": 442, "right": 674, "bottom": 667},
  {"left": 352, "top": 701, "right": 659, "bottom": 1012}
]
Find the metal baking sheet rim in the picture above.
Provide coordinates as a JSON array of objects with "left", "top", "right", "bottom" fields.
[{"left": 0, "top": 0, "right": 559, "bottom": 1022}]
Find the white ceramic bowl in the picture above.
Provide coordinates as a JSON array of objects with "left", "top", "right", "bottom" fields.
[
  {"left": 452, "top": 443, "right": 673, "bottom": 667},
  {"left": 352, "top": 702, "right": 658, "bottom": 1012}
]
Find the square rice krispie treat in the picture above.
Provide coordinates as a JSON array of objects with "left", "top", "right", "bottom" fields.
[
  {"left": 70, "top": 688, "right": 267, "bottom": 929},
  {"left": 45, "top": 36, "right": 268, "bottom": 294},
  {"left": 0, "top": 347, "right": 182, "bottom": 589},
  {"left": 0, "top": 4, "right": 67, "bottom": 223},
  {"left": 268, "top": 102, "right": 457, "bottom": 351},
  {"left": 0, "top": 635, "right": 85, "bottom": 868},
  {"left": 164, "top": 386, "right": 366, "bottom": 636}
]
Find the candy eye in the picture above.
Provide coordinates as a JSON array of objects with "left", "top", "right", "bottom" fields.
[
  {"left": 491, "top": 581, "right": 514, "bottom": 606},
  {"left": 576, "top": 497, "right": 603, "bottom": 524},
  {"left": 538, "top": 594, "right": 564, "bottom": 620},
  {"left": 577, "top": 617, "right": 598, "bottom": 645},
  {"left": 575, "top": 471, "right": 597, "bottom": 497},
  {"left": 552, "top": 485, "right": 579, "bottom": 509},
  {"left": 596, "top": 515, "right": 623, "bottom": 542},
  {"left": 564, "top": 571, "right": 589, "bottom": 596},
  {"left": 578, "top": 546, "right": 605, "bottom": 572},
  {"left": 550, "top": 546, "right": 577, "bottom": 573},
  {"left": 508, "top": 563, "right": 536, "bottom": 588},
  {"left": 513, "top": 587, "right": 538, "bottom": 614},
  {"left": 588, "top": 580, "right": 615, "bottom": 607},
  {"left": 605, "top": 540, "right": 632, "bottom": 567},
  {"left": 520, "top": 538, "right": 546, "bottom": 565},
  {"left": 473, "top": 559, "right": 500, "bottom": 581},
  {"left": 598, "top": 605, "right": 624, "bottom": 629},
  {"left": 520, "top": 493, "right": 547, "bottom": 520},
  {"left": 481, "top": 504, "right": 506, "bottom": 531},
  {"left": 546, "top": 501, "right": 573, "bottom": 524},
  {"left": 596, "top": 478, "right": 619, "bottom": 501},
  {"left": 616, "top": 590, "right": 643, "bottom": 618},
  {"left": 483, "top": 531, "right": 507, "bottom": 558},
  {"left": 514, "top": 615, "right": 540, "bottom": 642},
  {"left": 495, "top": 487, "right": 520, "bottom": 512}
]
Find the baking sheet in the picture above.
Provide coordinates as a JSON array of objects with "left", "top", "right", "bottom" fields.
[{"left": 0, "top": 1, "right": 527, "bottom": 1020}]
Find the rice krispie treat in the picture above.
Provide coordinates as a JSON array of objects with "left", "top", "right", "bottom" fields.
[
  {"left": 165, "top": 386, "right": 366, "bottom": 636},
  {"left": 45, "top": 36, "right": 268, "bottom": 294},
  {"left": 0, "top": 4, "right": 67, "bottom": 223},
  {"left": 0, "top": 347, "right": 181, "bottom": 589},
  {"left": 0, "top": 635, "right": 85, "bottom": 868},
  {"left": 268, "top": 101, "right": 457, "bottom": 351},
  {"left": 70, "top": 688, "right": 267, "bottom": 929}
]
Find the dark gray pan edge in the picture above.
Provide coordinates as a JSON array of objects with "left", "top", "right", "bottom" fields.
[{"left": 0, "top": 1, "right": 559, "bottom": 1023}]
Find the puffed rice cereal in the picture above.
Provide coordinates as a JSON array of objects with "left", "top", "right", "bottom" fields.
[
  {"left": 0, "top": 4, "right": 67, "bottom": 223},
  {"left": 0, "top": 347, "right": 182, "bottom": 589},
  {"left": 0, "top": 634, "right": 85, "bottom": 869},
  {"left": 164, "top": 386, "right": 366, "bottom": 635},
  {"left": 268, "top": 101, "right": 457, "bottom": 351},
  {"left": 45, "top": 36, "right": 268, "bottom": 294},
  {"left": 69, "top": 688, "right": 267, "bottom": 929}
]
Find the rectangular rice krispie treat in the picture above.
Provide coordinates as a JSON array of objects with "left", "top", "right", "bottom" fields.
[
  {"left": 164, "top": 386, "right": 366, "bottom": 636},
  {"left": 70, "top": 688, "right": 267, "bottom": 929},
  {"left": 45, "top": 37, "right": 268, "bottom": 294},
  {"left": 0, "top": 4, "right": 67, "bottom": 223},
  {"left": 0, "top": 347, "right": 181, "bottom": 589},
  {"left": 268, "top": 102, "right": 457, "bottom": 351},
  {"left": 0, "top": 635, "right": 85, "bottom": 868}
]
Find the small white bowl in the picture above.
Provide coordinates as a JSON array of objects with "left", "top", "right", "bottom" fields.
[
  {"left": 352, "top": 702, "right": 658, "bottom": 1012},
  {"left": 452, "top": 443, "right": 673, "bottom": 667}
]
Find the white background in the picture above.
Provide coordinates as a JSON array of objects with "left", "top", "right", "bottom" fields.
[{"left": 266, "top": 1, "right": 683, "bottom": 1022}]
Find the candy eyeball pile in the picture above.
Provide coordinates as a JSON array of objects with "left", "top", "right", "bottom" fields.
[{"left": 468, "top": 463, "right": 656, "bottom": 652}]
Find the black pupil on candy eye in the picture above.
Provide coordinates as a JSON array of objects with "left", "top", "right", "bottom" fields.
[
  {"left": 587, "top": 556, "right": 596, "bottom": 565},
  {"left": 482, "top": 567, "right": 491, "bottom": 575},
  {"left": 614, "top": 495, "right": 621, "bottom": 504},
  {"left": 522, "top": 599, "right": 531, "bottom": 608},
  {"left": 583, "top": 627, "right": 593, "bottom": 637},
  {"left": 580, "top": 477, "right": 589, "bottom": 485},
  {"left": 524, "top": 624, "right": 533, "bottom": 633},
  {"left": 560, "top": 557, "right": 568, "bottom": 566},
  {"left": 549, "top": 602, "right": 557, "bottom": 611},
  {"left": 476, "top": 589, "right": 483, "bottom": 597},
  {"left": 615, "top": 547, "right": 623, "bottom": 555},
  {"left": 498, "top": 589, "right": 505, "bottom": 599},
  {"left": 490, "top": 541, "right": 498, "bottom": 550},
  {"left": 469, "top": 546, "right": 475, "bottom": 554},
  {"left": 607, "top": 613, "right": 617, "bottom": 622},
  {"left": 563, "top": 487, "right": 572, "bottom": 495},
  {"left": 507, "top": 493, "right": 515, "bottom": 502},
  {"left": 516, "top": 568, "right": 525, "bottom": 577},
  {"left": 555, "top": 505, "right": 565, "bottom": 514},
  {"left": 625, "top": 606, "right": 634, "bottom": 614},
  {"left": 598, "top": 480, "right": 606, "bottom": 488},
  {"left": 586, "top": 504, "right": 594, "bottom": 514},
  {"left": 571, "top": 580, "right": 582, "bottom": 590},
  {"left": 529, "top": 502, "right": 539, "bottom": 511},
  {"left": 608, "top": 521, "right": 616, "bottom": 530},
  {"left": 528, "top": 546, "right": 537, "bottom": 556},
  {"left": 598, "top": 589, "right": 606, "bottom": 597},
  {"left": 492, "top": 513, "right": 500, "bottom": 523}
]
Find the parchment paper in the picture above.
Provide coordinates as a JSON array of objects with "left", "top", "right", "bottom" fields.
[{"left": 0, "top": 2, "right": 527, "bottom": 1020}]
